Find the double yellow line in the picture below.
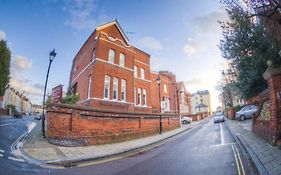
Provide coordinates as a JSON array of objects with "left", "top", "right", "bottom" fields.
[{"left": 232, "top": 144, "right": 246, "bottom": 175}]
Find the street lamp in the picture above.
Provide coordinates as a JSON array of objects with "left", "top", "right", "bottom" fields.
[
  {"left": 156, "top": 76, "right": 162, "bottom": 134},
  {"left": 42, "top": 49, "right": 57, "bottom": 138}
]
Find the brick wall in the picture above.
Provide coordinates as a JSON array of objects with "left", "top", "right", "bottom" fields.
[
  {"left": 47, "top": 103, "right": 180, "bottom": 146},
  {"left": 253, "top": 66, "right": 281, "bottom": 145}
]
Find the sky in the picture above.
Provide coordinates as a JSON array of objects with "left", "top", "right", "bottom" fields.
[{"left": 0, "top": 0, "right": 229, "bottom": 110}]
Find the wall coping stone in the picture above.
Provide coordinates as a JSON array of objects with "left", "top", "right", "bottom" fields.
[
  {"left": 263, "top": 66, "right": 281, "bottom": 80},
  {"left": 47, "top": 103, "right": 180, "bottom": 117}
]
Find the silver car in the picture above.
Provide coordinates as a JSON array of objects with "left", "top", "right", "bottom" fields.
[
  {"left": 214, "top": 112, "right": 225, "bottom": 123},
  {"left": 235, "top": 105, "right": 258, "bottom": 121}
]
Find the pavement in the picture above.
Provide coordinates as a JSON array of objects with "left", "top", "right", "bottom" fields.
[
  {"left": 21, "top": 119, "right": 204, "bottom": 166},
  {"left": 225, "top": 118, "right": 281, "bottom": 175}
]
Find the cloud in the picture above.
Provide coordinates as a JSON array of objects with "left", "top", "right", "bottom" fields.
[
  {"left": 11, "top": 55, "right": 32, "bottom": 70},
  {"left": 9, "top": 55, "right": 44, "bottom": 104},
  {"left": 64, "top": 0, "right": 99, "bottom": 30},
  {"left": 183, "top": 38, "right": 205, "bottom": 56},
  {"left": 138, "top": 36, "right": 163, "bottom": 51},
  {"left": 185, "top": 7, "right": 228, "bottom": 35},
  {"left": 0, "top": 31, "right": 6, "bottom": 41}
]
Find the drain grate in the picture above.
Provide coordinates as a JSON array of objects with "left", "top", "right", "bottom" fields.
[{"left": 63, "top": 162, "right": 78, "bottom": 168}]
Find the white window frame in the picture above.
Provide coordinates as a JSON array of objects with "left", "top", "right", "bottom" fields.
[
  {"left": 134, "top": 66, "right": 138, "bottom": 77},
  {"left": 87, "top": 75, "right": 92, "bottom": 99},
  {"left": 137, "top": 88, "right": 141, "bottom": 105},
  {"left": 113, "top": 77, "right": 118, "bottom": 100},
  {"left": 143, "top": 89, "right": 147, "bottom": 106},
  {"left": 119, "top": 53, "right": 125, "bottom": 67},
  {"left": 121, "top": 79, "right": 126, "bottom": 101},
  {"left": 141, "top": 68, "right": 145, "bottom": 79},
  {"left": 104, "top": 75, "right": 110, "bottom": 99},
  {"left": 108, "top": 49, "right": 115, "bottom": 64}
]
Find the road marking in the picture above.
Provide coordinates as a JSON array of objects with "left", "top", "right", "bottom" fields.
[
  {"left": 232, "top": 144, "right": 246, "bottom": 175},
  {"left": 0, "top": 122, "right": 13, "bottom": 127},
  {"left": 0, "top": 149, "right": 4, "bottom": 153},
  {"left": 210, "top": 142, "right": 235, "bottom": 147},
  {"left": 220, "top": 123, "right": 225, "bottom": 145},
  {"left": 234, "top": 144, "right": 246, "bottom": 175},
  {"left": 8, "top": 156, "right": 25, "bottom": 162},
  {"left": 232, "top": 145, "right": 241, "bottom": 175},
  {"left": 0, "top": 153, "right": 3, "bottom": 157}
]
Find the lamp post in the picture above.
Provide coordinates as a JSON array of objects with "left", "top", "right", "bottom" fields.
[
  {"left": 42, "top": 49, "right": 57, "bottom": 138},
  {"left": 156, "top": 76, "right": 162, "bottom": 134}
]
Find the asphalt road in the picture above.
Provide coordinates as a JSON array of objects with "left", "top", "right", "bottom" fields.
[{"left": 0, "top": 116, "right": 252, "bottom": 175}]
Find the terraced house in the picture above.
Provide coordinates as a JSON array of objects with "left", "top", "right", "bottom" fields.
[{"left": 68, "top": 20, "right": 153, "bottom": 113}]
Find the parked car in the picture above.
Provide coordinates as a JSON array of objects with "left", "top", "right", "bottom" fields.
[
  {"left": 235, "top": 105, "right": 258, "bottom": 121},
  {"left": 13, "top": 110, "right": 23, "bottom": 118},
  {"left": 213, "top": 112, "right": 225, "bottom": 123},
  {"left": 181, "top": 116, "right": 192, "bottom": 124}
]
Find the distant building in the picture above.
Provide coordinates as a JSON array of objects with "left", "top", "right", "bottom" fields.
[
  {"left": 33, "top": 104, "right": 43, "bottom": 115},
  {"left": 3, "top": 86, "right": 33, "bottom": 114},
  {"left": 190, "top": 90, "right": 211, "bottom": 115},
  {"left": 150, "top": 71, "right": 178, "bottom": 113},
  {"left": 176, "top": 81, "right": 191, "bottom": 115}
]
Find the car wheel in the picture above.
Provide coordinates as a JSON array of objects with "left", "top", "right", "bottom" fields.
[
  {"left": 183, "top": 120, "right": 187, "bottom": 124},
  {"left": 240, "top": 115, "right": 245, "bottom": 121}
]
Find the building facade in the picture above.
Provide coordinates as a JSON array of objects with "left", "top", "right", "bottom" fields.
[
  {"left": 3, "top": 86, "right": 33, "bottom": 114},
  {"left": 190, "top": 90, "right": 212, "bottom": 115},
  {"left": 150, "top": 71, "right": 178, "bottom": 113},
  {"left": 68, "top": 20, "right": 152, "bottom": 113},
  {"left": 176, "top": 81, "right": 191, "bottom": 115}
]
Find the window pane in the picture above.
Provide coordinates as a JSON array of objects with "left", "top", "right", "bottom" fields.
[
  {"left": 92, "top": 48, "right": 96, "bottom": 62},
  {"left": 134, "top": 66, "right": 138, "bottom": 77},
  {"left": 119, "top": 53, "right": 125, "bottom": 67},
  {"left": 143, "top": 89, "right": 146, "bottom": 106},
  {"left": 138, "top": 88, "right": 141, "bottom": 105},
  {"left": 88, "top": 75, "right": 92, "bottom": 99},
  {"left": 141, "top": 68, "right": 144, "bottom": 79},
  {"left": 108, "top": 49, "right": 115, "bottom": 63},
  {"left": 104, "top": 75, "right": 110, "bottom": 99},
  {"left": 121, "top": 79, "right": 126, "bottom": 101},
  {"left": 113, "top": 77, "right": 118, "bottom": 100}
]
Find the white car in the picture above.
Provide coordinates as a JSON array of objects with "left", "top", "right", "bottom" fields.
[{"left": 181, "top": 117, "right": 192, "bottom": 124}]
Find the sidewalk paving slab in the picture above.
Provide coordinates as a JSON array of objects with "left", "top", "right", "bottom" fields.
[
  {"left": 225, "top": 118, "right": 281, "bottom": 175},
  {"left": 22, "top": 118, "right": 206, "bottom": 166}
]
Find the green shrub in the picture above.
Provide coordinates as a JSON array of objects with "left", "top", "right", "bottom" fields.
[{"left": 61, "top": 93, "right": 80, "bottom": 105}]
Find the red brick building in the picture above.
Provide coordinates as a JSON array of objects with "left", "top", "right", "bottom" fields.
[
  {"left": 150, "top": 71, "right": 178, "bottom": 113},
  {"left": 68, "top": 20, "right": 152, "bottom": 113},
  {"left": 176, "top": 81, "right": 191, "bottom": 115}
]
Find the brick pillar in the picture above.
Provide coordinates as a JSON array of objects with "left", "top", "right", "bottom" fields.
[{"left": 263, "top": 66, "right": 281, "bottom": 144}]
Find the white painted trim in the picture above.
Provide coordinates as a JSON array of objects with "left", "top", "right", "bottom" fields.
[
  {"left": 96, "top": 20, "right": 129, "bottom": 44},
  {"left": 71, "top": 59, "right": 96, "bottom": 85},
  {"left": 134, "top": 105, "right": 152, "bottom": 108},
  {"left": 101, "top": 32, "right": 131, "bottom": 48},
  {"left": 100, "top": 38, "right": 135, "bottom": 53},
  {"left": 95, "top": 58, "right": 134, "bottom": 72},
  {"left": 135, "top": 59, "right": 150, "bottom": 67},
  {"left": 135, "top": 76, "right": 151, "bottom": 83}
]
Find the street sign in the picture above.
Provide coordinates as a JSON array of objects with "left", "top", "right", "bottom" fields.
[{"left": 51, "top": 85, "right": 63, "bottom": 103}]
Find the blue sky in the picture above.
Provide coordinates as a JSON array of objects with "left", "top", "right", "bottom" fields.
[{"left": 0, "top": 0, "right": 228, "bottom": 109}]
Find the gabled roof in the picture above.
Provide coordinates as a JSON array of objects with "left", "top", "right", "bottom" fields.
[
  {"left": 195, "top": 103, "right": 208, "bottom": 108},
  {"left": 96, "top": 20, "right": 129, "bottom": 45},
  {"left": 176, "top": 81, "right": 187, "bottom": 92}
]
